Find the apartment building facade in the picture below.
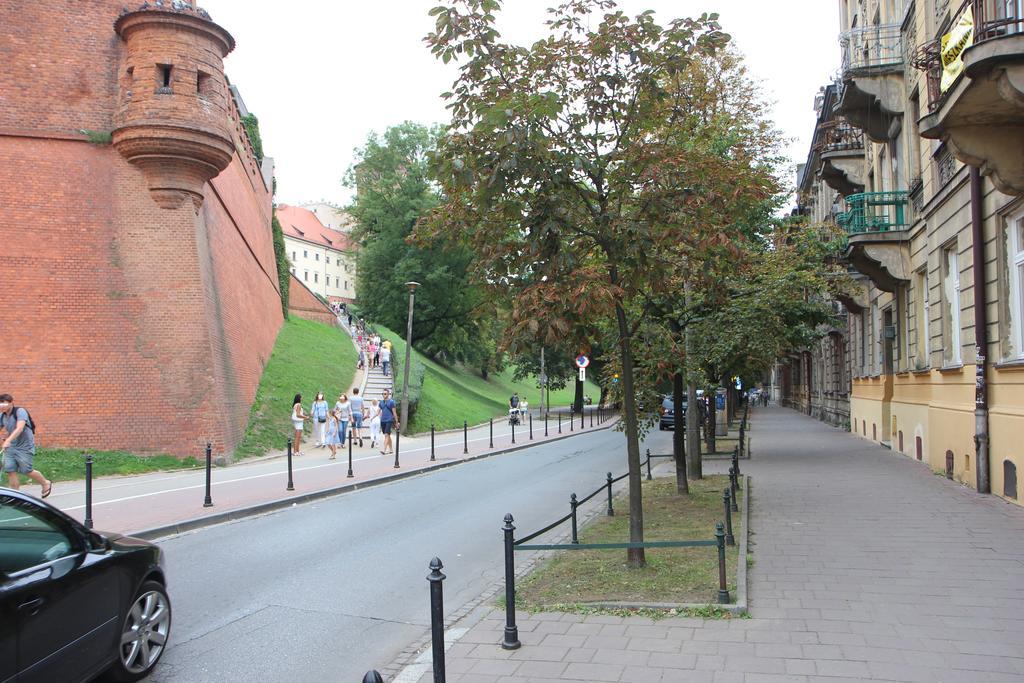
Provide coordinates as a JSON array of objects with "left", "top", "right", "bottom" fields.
[
  {"left": 277, "top": 204, "right": 358, "bottom": 304},
  {"left": 795, "top": 0, "right": 1023, "bottom": 505}
]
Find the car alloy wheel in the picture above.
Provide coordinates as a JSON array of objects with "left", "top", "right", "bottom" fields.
[{"left": 120, "top": 582, "right": 171, "bottom": 676}]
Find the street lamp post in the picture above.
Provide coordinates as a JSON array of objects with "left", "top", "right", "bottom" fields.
[{"left": 400, "top": 281, "right": 420, "bottom": 436}]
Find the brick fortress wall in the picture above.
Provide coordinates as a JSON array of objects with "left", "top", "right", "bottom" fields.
[
  {"left": 0, "top": 1, "right": 283, "bottom": 457},
  {"left": 288, "top": 275, "right": 341, "bottom": 327}
]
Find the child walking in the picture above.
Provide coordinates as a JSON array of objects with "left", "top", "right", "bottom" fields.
[
  {"left": 368, "top": 399, "right": 381, "bottom": 449},
  {"left": 324, "top": 409, "right": 342, "bottom": 459}
]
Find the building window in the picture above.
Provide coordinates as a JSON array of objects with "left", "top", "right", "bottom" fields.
[
  {"left": 290, "top": 267, "right": 295, "bottom": 275},
  {"left": 156, "top": 64, "right": 173, "bottom": 92},
  {"left": 314, "top": 273, "right": 318, "bottom": 283},
  {"left": 344, "top": 280, "right": 348, "bottom": 291},
  {"left": 943, "top": 244, "right": 962, "bottom": 365},
  {"left": 1008, "top": 210, "right": 1024, "bottom": 359},
  {"left": 325, "top": 256, "right": 330, "bottom": 264},
  {"left": 197, "top": 70, "right": 213, "bottom": 97},
  {"left": 315, "top": 253, "right": 320, "bottom": 262},
  {"left": 303, "top": 271, "right": 308, "bottom": 282},
  {"left": 303, "top": 250, "right": 308, "bottom": 258},
  {"left": 292, "top": 251, "right": 296, "bottom": 261},
  {"left": 915, "top": 268, "right": 930, "bottom": 368}
]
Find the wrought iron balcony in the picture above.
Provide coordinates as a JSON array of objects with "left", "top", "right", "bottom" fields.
[
  {"left": 836, "top": 23, "right": 906, "bottom": 141},
  {"left": 814, "top": 120, "right": 865, "bottom": 155},
  {"left": 839, "top": 191, "right": 911, "bottom": 234},
  {"left": 840, "top": 23, "right": 905, "bottom": 76}
]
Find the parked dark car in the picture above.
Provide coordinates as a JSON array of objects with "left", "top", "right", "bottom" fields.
[
  {"left": 0, "top": 488, "right": 170, "bottom": 682},
  {"left": 658, "top": 395, "right": 685, "bottom": 430}
]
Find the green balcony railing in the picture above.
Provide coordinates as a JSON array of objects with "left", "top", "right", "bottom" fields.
[{"left": 840, "top": 191, "right": 910, "bottom": 233}]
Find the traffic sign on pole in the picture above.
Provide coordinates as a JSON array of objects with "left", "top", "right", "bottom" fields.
[
  {"left": 579, "top": 367, "right": 586, "bottom": 382},
  {"left": 575, "top": 354, "right": 590, "bottom": 368}
]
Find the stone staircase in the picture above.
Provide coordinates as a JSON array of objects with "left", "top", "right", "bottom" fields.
[{"left": 362, "top": 358, "right": 394, "bottom": 403}]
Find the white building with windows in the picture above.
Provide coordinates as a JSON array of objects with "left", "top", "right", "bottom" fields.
[
  {"left": 298, "top": 202, "right": 356, "bottom": 233},
  {"left": 277, "top": 204, "right": 357, "bottom": 304}
]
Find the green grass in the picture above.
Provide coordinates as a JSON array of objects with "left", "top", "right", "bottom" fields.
[
  {"left": 11, "top": 448, "right": 200, "bottom": 484},
  {"left": 515, "top": 475, "right": 740, "bottom": 608},
  {"left": 374, "top": 323, "right": 600, "bottom": 433},
  {"left": 233, "top": 316, "right": 357, "bottom": 459}
]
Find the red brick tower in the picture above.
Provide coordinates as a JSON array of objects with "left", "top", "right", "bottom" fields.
[{"left": 113, "top": 2, "right": 236, "bottom": 211}]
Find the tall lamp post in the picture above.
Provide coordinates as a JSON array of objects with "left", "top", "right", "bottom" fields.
[{"left": 400, "top": 281, "right": 420, "bottom": 435}]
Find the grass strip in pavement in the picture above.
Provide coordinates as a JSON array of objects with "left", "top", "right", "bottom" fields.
[
  {"left": 23, "top": 448, "right": 200, "bottom": 483},
  {"left": 516, "top": 475, "right": 740, "bottom": 610}
]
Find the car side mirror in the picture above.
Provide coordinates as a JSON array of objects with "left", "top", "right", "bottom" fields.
[{"left": 86, "top": 531, "right": 109, "bottom": 551}]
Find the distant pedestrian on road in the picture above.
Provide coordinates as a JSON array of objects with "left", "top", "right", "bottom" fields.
[
  {"left": 347, "top": 388, "right": 365, "bottom": 447},
  {"left": 380, "top": 344, "right": 392, "bottom": 377},
  {"left": 368, "top": 399, "right": 381, "bottom": 449},
  {"left": 378, "top": 389, "right": 397, "bottom": 455},
  {"left": 324, "top": 409, "right": 341, "bottom": 460},
  {"left": 357, "top": 346, "right": 366, "bottom": 371},
  {"left": 291, "top": 393, "right": 308, "bottom": 455},
  {"left": 0, "top": 394, "right": 51, "bottom": 498},
  {"left": 311, "top": 391, "right": 329, "bottom": 447},
  {"left": 368, "top": 340, "right": 378, "bottom": 368},
  {"left": 347, "top": 313, "right": 353, "bottom": 326}
]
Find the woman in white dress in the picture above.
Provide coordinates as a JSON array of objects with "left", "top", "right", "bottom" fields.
[{"left": 291, "top": 393, "right": 308, "bottom": 455}]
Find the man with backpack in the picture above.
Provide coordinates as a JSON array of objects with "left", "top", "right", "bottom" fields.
[{"left": 0, "top": 393, "right": 51, "bottom": 497}]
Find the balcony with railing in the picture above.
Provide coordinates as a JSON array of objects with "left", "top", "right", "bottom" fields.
[
  {"left": 836, "top": 22, "right": 907, "bottom": 141},
  {"left": 840, "top": 191, "right": 913, "bottom": 292},
  {"left": 918, "top": 0, "right": 1024, "bottom": 194},
  {"left": 815, "top": 120, "right": 866, "bottom": 197}
]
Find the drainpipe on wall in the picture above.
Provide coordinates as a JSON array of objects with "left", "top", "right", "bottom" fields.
[{"left": 970, "top": 167, "right": 991, "bottom": 494}]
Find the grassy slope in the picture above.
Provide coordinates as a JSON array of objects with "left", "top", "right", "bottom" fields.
[
  {"left": 233, "top": 316, "right": 357, "bottom": 459},
  {"left": 376, "top": 324, "right": 600, "bottom": 432},
  {"left": 23, "top": 449, "right": 200, "bottom": 484}
]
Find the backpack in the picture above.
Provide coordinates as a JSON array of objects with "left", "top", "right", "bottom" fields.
[
  {"left": 510, "top": 395, "right": 519, "bottom": 408},
  {"left": 10, "top": 406, "right": 35, "bottom": 433}
]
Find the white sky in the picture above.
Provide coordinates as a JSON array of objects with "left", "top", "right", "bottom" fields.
[{"left": 202, "top": 0, "right": 840, "bottom": 207}]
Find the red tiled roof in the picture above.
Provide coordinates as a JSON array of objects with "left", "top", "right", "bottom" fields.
[{"left": 277, "top": 204, "right": 357, "bottom": 252}]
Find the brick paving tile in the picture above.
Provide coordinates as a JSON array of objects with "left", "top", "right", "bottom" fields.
[{"left": 416, "top": 407, "right": 1024, "bottom": 681}]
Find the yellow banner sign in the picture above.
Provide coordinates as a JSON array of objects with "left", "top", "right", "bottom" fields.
[{"left": 941, "top": 5, "right": 974, "bottom": 93}]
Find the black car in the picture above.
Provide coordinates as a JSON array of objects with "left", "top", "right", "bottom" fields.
[
  {"left": 0, "top": 488, "right": 171, "bottom": 682},
  {"left": 658, "top": 395, "right": 686, "bottom": 430}
]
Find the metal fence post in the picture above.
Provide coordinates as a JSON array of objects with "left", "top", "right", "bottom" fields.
[
  {"left": 394, "top": 429, "right": 401, "bottom": 469},
  {"left": 723, "top": 489, "right": 735, "bottom": 546},
  {"left": 463, "top": 421, "right": 469, "bottom": 454},
  {"left": 545, "top": 412, "right": 549, "bottom": 437},
  {"left": 430, "top": 424, "right": 436, "bottom": 461},
  {"left": 427, "top": 557, "right": 447, "bottom": 683},
  {"left": 362, "top": 672, "right": 384, "bottom": 683},
  {"left": 84, "top": 453, "right": 94, "bottom": 530},
  {"left": 529, "top": 412, "right": 533, "bottom": 440},
  {"left": 489, "top": 418, "right": 493, "bottom": 448},
  {"left": 558, "top": 412, "right": 562, "bottom": 434},
  {"left": 729, "top": 467, "right": 739, "bottom": 511},
  {"left": 590, "top": 409, "right": 593, "bottom": 428},
  {"left": 501, "top": 514, "right": 521, "bottom": 650},
  {"left": 570, "top": 493, "right": 579, "bottom": 544},
  {"left": 646, "top": 448, "right": 652, "bottom": 481},
  {"left": 286, "top": 438, "right": 295, "bottom": 491},
  {"left": 716, "top": 522, "right": 730, "bottom": 603},
  {"left": 606, "top": 472, "right": 614, "bottom": 516},
  {"left": 570, "top": 411, "right": 574, "bottom": 432},
  {"left": 511, "top": 416, "right": 516, "bottom": 444},
  {"left": 347, "top": 433, "right": 354, "bottom": 478},
  {"left": 739, "top": 421, "right": 746, "bottom": 458},
  {"left": 203, "top": 442, "right": 213, "bottom": 508}
]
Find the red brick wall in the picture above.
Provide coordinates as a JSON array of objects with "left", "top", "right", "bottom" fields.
[
  {"left": 289, "top": 275, "right": 340, "bottom": 327},
  {"left": 0, "top": 1, "right": 282, "bottom": 457}
]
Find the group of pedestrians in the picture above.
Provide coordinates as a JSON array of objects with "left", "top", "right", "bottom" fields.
[
  {"left": 353, "top": 325, "right": 392, "bottom": 377},
  {"left": 290, "top": 387, "right": 399, "bottom": 459}
]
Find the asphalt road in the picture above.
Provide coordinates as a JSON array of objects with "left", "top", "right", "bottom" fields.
[{"left": 149, "top": 425, "right": 672, "bottom": 682}]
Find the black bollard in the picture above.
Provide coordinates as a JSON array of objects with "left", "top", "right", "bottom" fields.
[
  {"left": 739, "top": 422, "right": 746, "bottom": 458},
  {"left": 511, "top": 416, "right": 516, "bottom": 444},
  {"left": 729, "top": 467, "right": 739, "bottom": 512},
  {"left": 203, "top": 442, "right": 213, "bottom": 508},
  {"left": 570, "top": 410, "right": 574, "bottom": 432},
  {"left": 558, "top": 412, "right": 562, "bottom": 434},
  {"left": 427, "top": 558, "right": 447, "bottom": 683},
  {"left": 716, "top": 522, "right": 730, "bottom": 603},
  {"left": 489, "top": 418, "right": 494, "bottom": 448},
  {"left": 590, "top": 409, "right": 593, "bottom": 428},
  {"left": 394, "top": 429, "right": 400, "bottom": 469},
  {"left": 646, "top": 448, "right": 652, "bottom": 481},
  {"left": 286, "top": 438, "right": 295, "bottom": 491},
  {"left": 529, "top": 412, "right": 533, "bottom": 440},
  {"left": 545, "top": 412, "right": 549, "bottom": 437},
  {"left": 347, "top": 433, "right": 354, "bottom": 478},
  {"left": 570, "top": 493, "right": 579, "bottom": 544},
  {"left": 463, "top": 420, "right": 468, "bottom": 454},
  {"left": 723, "top": 489, "right": 735, "bottom": 546},
  {"left": 362, "top": 672, "right": 384, "bottom": 683},
  {"left": 84, "top": 453, "right": 94, "bottom": 529},
  {"left": 606, "top": 472, "right": 614, "bottom": 516},
  {"left": 580, "top": 408, "right": 584, "bottom": 431},
  {"left": 430, "top": 424, "right": 436, "bottom": 461},
  {"left": 501, "top": 514, "right": 521, "bottom": 650}
]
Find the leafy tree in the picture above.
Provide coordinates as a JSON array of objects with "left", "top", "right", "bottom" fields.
[
  {"left": 347, "top": 122, "right": 498, "bottom": 367},
  {"left": 422, "top": 0, "right": 738, "bottom": 567}
]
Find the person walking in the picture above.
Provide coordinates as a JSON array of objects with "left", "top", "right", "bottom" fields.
[
  {"left": 291, "top": 393, "right": 308, "bottom": 455},
  {"left": 380, "top": 344, "right": 392, "bottom": 377},
  {"left": 310, "top": 392, "right": 329, "bottom": 447},
  {"left": 324, "top": 409, "right": 341, "bottom": 460},
  {"left": 347, "top": 388, "right": 365, "bottom": 447},
  {"left": 378, "top": 389, "right": 397, "bottom": 455},
  {"left": 335, "top": 393, "right": 351, "bottom": 449},
  {"left": 0, "top": 394, "right": 51, "bottom": 498},
  {"left": 367, "top": 399, "right": 382, "bottom": 449}
]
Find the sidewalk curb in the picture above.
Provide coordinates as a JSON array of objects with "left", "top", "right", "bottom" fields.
[{"left": 130, "top": 417, "right": 620, "bottom": 541}]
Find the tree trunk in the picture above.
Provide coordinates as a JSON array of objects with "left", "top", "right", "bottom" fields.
[
  {"left": 573, "top": 377, "right": 584, "bottom": 414},
  {"left": 684, "top": 309, "right": 702, "bottom": 479},
  {"left": 613, "top": 299, "right": 645, "bottom": 568},
  {"left": 672, "top": 371, "right": 689, "bottom": 495},
  {"left": 706, "top": 386, "right": 717, "bottom": 455}
]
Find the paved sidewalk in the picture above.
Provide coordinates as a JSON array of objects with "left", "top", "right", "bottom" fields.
[{"left": 413, "top": 406, "right": 1024, "bottom": 682}]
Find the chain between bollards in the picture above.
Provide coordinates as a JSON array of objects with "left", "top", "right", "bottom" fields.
[
  {"left": 347, "top": 431, "right": 354, "bottom": 478},
  {"left": 427, "top": 557, "right": 447, "bottom": 683},
  {"left": 286, "top": 438, "right": 295, "bottom": 491},
  {"left": 716, "top": 522, "right": 730, "bottom": 603},
  {"left": 501, "top": 514, "right": 521, "bottom": 650},
  {"left": 84, "top": 452, "right": 94, "bottom": 529},
  {"left": 394, "top": 429, "right": 401, "bottom": 469},
  {"left": 203, "top": 441, "right": 213, "bottom": 508},
  {"left": 463, "top": 420, "right": 468, "bottom": 454},
  {"left": 570, "top": 493, "right": 579, "bottom": 544},
  {"left": 606, "top": 472, "right": 614, "bottom": 516},
  {"left": 430, "top": 424, "right": 436, "bottom": 461},
  {"left": 723, "top": 489, "right": 735, "bottom": 546}
]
